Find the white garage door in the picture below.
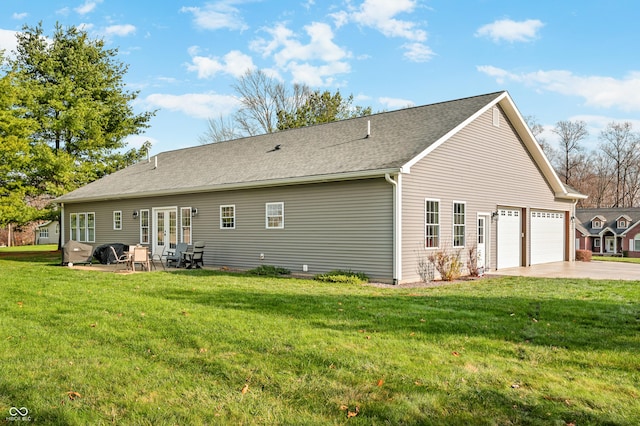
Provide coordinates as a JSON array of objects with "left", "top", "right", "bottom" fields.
[
  {"left": 531, "top": 210, "right": 565, "bottom": 264},
  {"left": 497, "top": 208, "right": 521, "bottom": 269}
]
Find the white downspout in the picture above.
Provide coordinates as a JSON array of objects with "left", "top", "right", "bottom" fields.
[
  {"left": 571, "top": 199, "right": 577, "bottom": 262},
  {"left": 60, "top": 203, "right": 65, "bottom": 245},
  {"left": 385, "top": 173, "right": 402, "bottom": 284}
]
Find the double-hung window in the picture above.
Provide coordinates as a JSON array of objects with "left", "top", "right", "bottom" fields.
[
  {"left": 69, "top": 212, "right": 95, "bottom": 243},
  {"left": 424, "top": 199, "right": 440, "bottom": 248},
  {"left": 266, "top": 202, "right": 284, "bottom": 229},
  {"left": 221, "top": 205, "right": 236, "bottom": 229},
  {"left": 113, "top": 211, "right": 122, "bottom": 230},
  {"left": 181, "top": 207, "right": 192, "bottom": 244},
  {"left": 453, "top": 202, "right": 466, "bottom": 247},
  {"left": 140, "top": 209, "right": 150, "bottom": 244},
  {"left": 634, "top": 235, "right": 640, "bottom": 251}
]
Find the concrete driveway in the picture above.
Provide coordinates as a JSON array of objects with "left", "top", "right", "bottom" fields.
[{"left": 492, "top": 261, "right": 640, "bottom": 281}]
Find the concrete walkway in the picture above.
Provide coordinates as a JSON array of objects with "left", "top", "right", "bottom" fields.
[{"left": 492, "top": 261, "right": 640, "bottom": 281}]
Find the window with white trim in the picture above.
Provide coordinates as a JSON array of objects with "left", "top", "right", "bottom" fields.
[
  {"left": 618, "top": 220, "right": 627, "bottom": 229},
  {"left": 69, "top": 212, "right": 95, "bottom": 242},
  {"left": 39, "top": 227, "right": 49, "bottom": 238},
  {"left": 453, "top": 202, "right": 466, "bottom": 247},
  {"left": 592, "top": 219, "right": 602, "bottom": 229},
  {"left": 140, "top": 209, "right": 150, "bottom": 244},
  {"left": 594, "top": 238, "right": 601, "bottom": 248},
  {"left": 181, "top": 207, "right": 192, "bottom": 244},
  {"left": 266, "top": 202, "right": 284, "bottom": 229},
  {"left": 220, "top": 205, "right": 235, "bottom": 229},
  {"left": 424, "top": 199, "right": 440, "bottom": 248},
  {"left": 113, "top": 210, "right": 122, "bottom": 230},
  {"left": 634, "top": 235, "right": 640, "bottom": 251}
]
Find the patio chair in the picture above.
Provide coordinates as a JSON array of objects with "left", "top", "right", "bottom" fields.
[
  {"left": 109, "top": 246, "right": 130, "bottom": 271},
  {"left": 131, "top": 246, "right": 150, "bottom": 272},
  {"left": 166, "top": 243, "right": 189, "bottom": 268},
  {"left": 150, "top": 245, "right": 166, "bottom": 271},
  {"left": 183, "top": 241, "right": 205, "bottom": 269}
]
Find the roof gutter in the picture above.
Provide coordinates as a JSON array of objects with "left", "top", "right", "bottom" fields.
[{"left": 56, "top": 168, "right": 401, "bottom": 204}]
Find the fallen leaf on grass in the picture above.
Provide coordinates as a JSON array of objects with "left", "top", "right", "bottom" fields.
[
  {"left": 339, "top": 404, "right": 360, "bottom": 418},
  {"left": 90, "top": 323, "right": 97, "bottom": 328},
  {"left": 452, "top": 351, "right": 460, "bottom": 357},
  {"left": 377, "top": 379, "right": 384, "bottom": 387},
  {"left": 17, "top": 301, "right": 23, "bottom": 308},
  {"left": 199, "top": 348, "right": 208, "bottom": 353},
  {"left": 241, "top": 384, "right": 249, "bottom": 394},
  {"left": 67, "top": 391, "right": 82, "bottom": 400}
]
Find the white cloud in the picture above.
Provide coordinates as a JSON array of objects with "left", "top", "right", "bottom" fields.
[
  {"left": 402, "top": 42, "right": 434, "bottom": 62},
  {"left": 12, "top": 12, "right": 28, "bottom": 20},
  {"left": 142, "top": 92, "right": 241, "bottom": 119},
  {"left": 77, "top": 22, "right": 94, "bottom": 32},
  {"left": 288, "top": 61, "right": 350, "bottom": 86},
  {"left": 350, "top": 0, "right": 426, "bottom": 41},
  {"left": 379, "top": 97, "right": 415, "bottom": 110},
  {"left": 104, "top": 24, "right": 136, "bottom": 37},
  {"left": 186, "top": 49, "right": 255, "bottom": 79},
  {"left": 0, "top": 29, "right": 18, "bottom": 55},
  {"left": 75, "top": 0, "right": 103, "bottom": 15},
  {"left": 475, "top": 19, "right": 544, "bottom": 43},
  {"left": 330, "top": 0, "right": 431, "bottom": 62},
  {"left": 250, "top": 22, "right": 351, "bottom": 86},
  {"left": 478, "top": 66, "right": 640, "bottom": 111},
  {"left": 181, "top": 1, "right": 248, "bottom": 31}
]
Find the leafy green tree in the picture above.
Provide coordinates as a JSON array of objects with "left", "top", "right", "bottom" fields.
[
  {"left": 0, "top": 64, "right": 38, "bottom": 227},
  {"left": 10, "top": 22, "right": 155, "bottom": 197},
  {"left": 277, "top": 90, "right": 372, "bottom": 130}
]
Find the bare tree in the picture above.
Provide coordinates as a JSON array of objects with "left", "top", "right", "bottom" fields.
[
  {"left": 231, "top": 69, "right": 311, "bottom": 137},
  {"left": 599, "top": 121, "right": 640, "bottom": 207},
  {"left": 525, "top": 115, "right": 556, "bottom": 162},
  {"left": 198, "top": 115, "right": 244, "bottom": 145},
  {"left": 552, "top": 120, "right": 588, "bottom": 186},
  {"left": 580, "top": 151, "right": 614, "bottom": 207}
]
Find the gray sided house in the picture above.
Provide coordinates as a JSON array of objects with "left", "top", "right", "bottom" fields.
[{"left": 56, "top": 92, "right": 584, "bottom": 283}]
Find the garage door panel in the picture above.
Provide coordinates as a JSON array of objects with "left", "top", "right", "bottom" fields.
[
  {"left": 497, "top": 208, "right": 521, "bottom": 269},
  {"left": 531, "top": 211, "right": 565, "bottom": 264}
]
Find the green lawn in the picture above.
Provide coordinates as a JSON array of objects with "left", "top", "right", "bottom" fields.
[
  {"left": 1, "top": 252, "right": 639, "bottom": 425},
  {"left": 593, "top": 255, "right": 640, "bottom": 264}
]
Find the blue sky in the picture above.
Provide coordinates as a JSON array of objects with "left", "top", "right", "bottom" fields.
[{"left": 1, "top": 0, "right": 638, "bottom": 155}]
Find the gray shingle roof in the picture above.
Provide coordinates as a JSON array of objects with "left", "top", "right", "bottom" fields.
[{"left": 58, "top": 91, "right": 505, "bottom": 203}]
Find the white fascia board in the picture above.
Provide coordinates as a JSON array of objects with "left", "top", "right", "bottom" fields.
[
  {"left": 399, "top": 92, "right": 583, "bottom": 202},
  {"left": 496, "top": 93, "right": 580, "bottom": 201},
  {"left": 401, "top": 92, "right": 508, "bottom": 173},
  {"left": 621, "top": 220, "right": 640, "bottom": 236}
]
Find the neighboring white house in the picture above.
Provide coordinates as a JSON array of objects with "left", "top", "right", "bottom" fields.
[{"left": 36, "top": 221, "right": 60, "bottom": 245}]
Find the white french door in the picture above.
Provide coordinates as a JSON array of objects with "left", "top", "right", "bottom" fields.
[{"left": 153, "top": 207, "right": 177, "bottom": 257}]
